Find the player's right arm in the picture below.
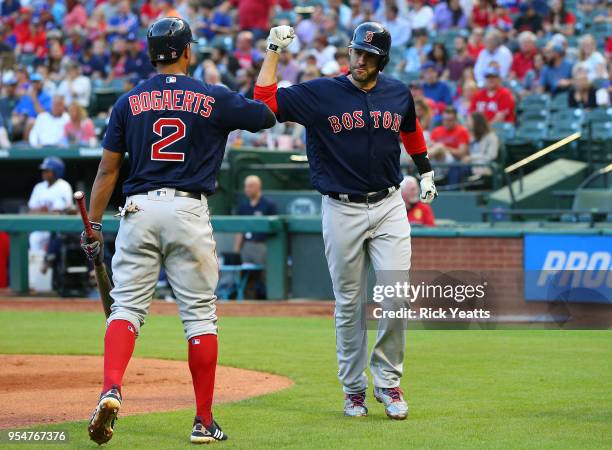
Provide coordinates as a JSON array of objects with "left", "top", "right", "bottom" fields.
[
  {"left": 89, "top": 99, "right": 127, "bottom": 225},
  {"left": 254, "top": 26, "right": 318, "bottom": 126}
]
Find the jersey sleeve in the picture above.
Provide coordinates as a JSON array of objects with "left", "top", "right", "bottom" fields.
[
  {"left": 276, "top": 81, "right": 319, "bottom": 126},
  {"left": 214, "top": 87, "right": 272, "bottom": 132},
  {"left": 400, "top": 89, "right": 417, "bottom": 132},
  {"left": 101, "top": 97, "right": 128, "bottom": 153}
]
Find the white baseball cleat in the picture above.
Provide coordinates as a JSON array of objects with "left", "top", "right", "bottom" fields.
[{"left": 374, "top": 387, "right": 408, "bottom": 420}]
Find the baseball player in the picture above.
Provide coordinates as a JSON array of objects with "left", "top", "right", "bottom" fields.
[
  {"left": 82, "top": 18, "right": 275, "bottom": 445},
  {"left": 254, "top": 23, "right": 437, "bottom": 419}
]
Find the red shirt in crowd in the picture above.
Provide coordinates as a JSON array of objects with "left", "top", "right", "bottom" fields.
[
  {"left": 430, "top": 124, "right": 470, "bottom": 149},
  {"left": 467, "top": 42, "right": 485, "bottom": 59},
  {"left": 230, "top": 0, "right": 292, "bottom": 31},
  {"left": 510, "top": 49, "right": 537, "bottom": 80},
  {"left": 469, "top": 87, "right": 516, "bottom": 123},
  {"left": 407, "top": 203, "right": 435, "bottom": 227}
]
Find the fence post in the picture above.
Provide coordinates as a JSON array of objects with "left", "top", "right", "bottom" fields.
[
  {"left": 265, "top": 217, "right": 287, "bottom": 300},
  {"left": 9, "top": 232, "right": 29, "bottom": 293}
]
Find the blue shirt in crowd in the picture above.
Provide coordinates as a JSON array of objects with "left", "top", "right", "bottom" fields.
[{"left": 237, "top": 196, "right": 278, "bottom": 242}]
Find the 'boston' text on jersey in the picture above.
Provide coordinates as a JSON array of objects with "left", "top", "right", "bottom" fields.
[{"left": 128, "top": 90, "right": 215, "bottom": 117}]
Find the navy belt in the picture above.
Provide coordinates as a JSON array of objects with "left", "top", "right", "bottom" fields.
[{"left": 329, "top": 185, "right": 398, "bottom": 204}]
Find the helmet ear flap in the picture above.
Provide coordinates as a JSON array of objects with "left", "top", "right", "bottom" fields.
[{"left": 379, "top": 55, "right": 389, "bottom": 71}]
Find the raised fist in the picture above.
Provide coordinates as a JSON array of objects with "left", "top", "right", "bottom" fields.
[{"left": 267, "top": 25, "right": 295, "bottom": 54}]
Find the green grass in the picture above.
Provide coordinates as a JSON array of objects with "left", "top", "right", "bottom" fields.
[{"left": 0, "top": 310, "right": 611, "bottom": 449}]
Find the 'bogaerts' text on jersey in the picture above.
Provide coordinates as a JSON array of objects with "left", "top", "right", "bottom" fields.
[{"left": 102, "top": 74, "right": 271, "bottom": 195}]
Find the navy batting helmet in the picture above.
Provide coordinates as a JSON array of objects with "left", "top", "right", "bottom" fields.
[
  {"left": 39, "top": 156, "right": 65, "bottom": 179},
  {"left": 348, "top": 22, "right": 391, "bottom": 71},
  {"left": 147, "top": 17, "right": 196, "bottom": 65}
]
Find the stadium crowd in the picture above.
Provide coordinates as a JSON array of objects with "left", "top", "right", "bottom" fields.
[{"left": 0, "top": 0, "right": 610, "bottom": 184}]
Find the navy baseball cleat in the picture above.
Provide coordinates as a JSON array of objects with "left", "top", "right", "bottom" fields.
[
  {"left": 374, "top": 387, "right": 408, "bottom": 420},
  {"left": 88, "top": 385, "right": 122, "bottom": 445},
  {"left": 344, "top": 392, "right": 368, "bottom": 417},
  {"left": 190, "top": 416, "right": 228, "bottom": 444}
]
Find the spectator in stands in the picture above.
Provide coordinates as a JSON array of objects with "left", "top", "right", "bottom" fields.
[
  {"left": 568, "top": 67, "right": 599, "bottom": 109},
  {"left": 382, "top": 4, "right": 411, "bottom": 48},
  {"left": 27, "top": 156, "right": 74, "bottom": 253},
  {"left": 63, "top": 101, "right": 97, "bottom": 147},
  {"left": 577, "top": 34, "right": 609, "bottom": 81},
  {"left": 513, "top": 1, "right": 544, "bottom": 34},
  {"left": 349, "top": 0, "right": 368, "bottom": 31},
  {"left": 465, "top": 112, "right": 499, "bottom": 176},
  {"left": 87, "top": 8, "right": 108, "bottom": 42},
  {"left": 544, "top": 0, "right": 576, "bottom": 37},
  {"left": 510, "top": 31, "right": 538, "bottom": 82},
  {"left": 407, "top": 0, "right": 435, "bottom": 33},
  {"left": 196, "top": 1, "right": 233, "bottom": 41},
  {"left": 0, "top": 77, "right": 18, "bottom": 140},
  {"left": 430, "top": 106, "right": 471, "bottom": 185},
  {"left": 400, "top": 176, "right": 436, "bottom": 227},
  {"left": 402, "top": 28, "right": 431, "bottom": 73},
  {"left": 474, "top": 29, "right": 513, "bottom": 86},
  {"left": 64, "top": 0, "right": 87, "bottom": 31},
  {"left": 0, "top": 114, "right": 9, "bottom": 148},
  {"left": 434, "top": 0, "right": 468, "bottom": 31},
  {"left": 467, "top": 27, "right": 485, "bottom": 59},
  {"left": 124, "top": 34, "right": 155, "bottom": 80},
  {"left": 56, "top": 60, "right": 91, "bottom": 108},
  {"left": 140, "top": 0, "right": 160, "bottom": 26},
  {"left": 427, "top": 43, "right": 450, "bottom": 75},
  {"left": 80, "top": 39, "right": 109, "bottom": 80},
  {"left": 455, "top": 79, "right": 479, "bottom": 117},
  {"left": 471, "top": 0, "right": 497, "bottom": 28},
  {"left": 107, "top": 0, "right": 139, "bottom": 41},
  {"left": 415, "top": 97, "right": 433, "bottom": 135},
  {"left": 539, "top": 43, "right": 573, "bottom": 95},
  {"left": 229, "top": 0, "right": 293, "bottom": 40},
  {"left": 109, "top": 35, "right": 129, "bottom": 78},
  {"left": 156, "top": 0, "right": 181, "bottom": 19},
  {"left": 321, "top": 60, "right": 341, "bottom": 78},
  {"left": 28, "top": 95, "right": 69, "bottom": 147},
  {"left": 46, "top": 37, "right": 66, "bottom": 76},
  {"left": 447, "top": 36, "right": 475, "bottom": 83},
  {"left": 234, "top": 30, "right": 262, "bottom": 71},
  {"left": 422, "top": 61, "right": 453, "bottom": 115},
  {"left": 12, "top": 72, "right": 51, "bottom": 141},
  {"left": 322, "top": 10, "right": 351, "bottom": 49},
  {"left": 329, "top": 0, "right": 352, "bottom": 32},
  {"left": 470, "top": 66, "right": 516, "bottom": 123}
]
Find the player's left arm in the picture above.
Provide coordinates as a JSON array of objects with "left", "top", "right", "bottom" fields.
[{"left": 400, "top": 94, "right": 437, "bottom": 203}]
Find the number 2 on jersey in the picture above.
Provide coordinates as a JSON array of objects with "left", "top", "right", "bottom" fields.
[{"left": 151, "top": 118, "right": 186, "bottom": 161}]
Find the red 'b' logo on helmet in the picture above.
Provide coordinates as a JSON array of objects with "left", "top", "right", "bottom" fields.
[{"left": 364, "top": 31, "right": 374, "bottom": 43}]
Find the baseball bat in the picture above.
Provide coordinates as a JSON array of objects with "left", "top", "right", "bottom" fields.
[{"left": 74, "top": 191, "right": 114, "bottom": 319}]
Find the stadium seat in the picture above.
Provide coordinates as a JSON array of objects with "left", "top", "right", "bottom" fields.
[
  {"left": 590, "top": 122, "right": 612, "bottom": 141},
  {"left": 513, "top": 122, "right": 547, "bottom": 141},
  {"left": 491, "top": 122, "right": 515, "bottom": 142},
  {"left": 586, "top": 107, "right": 612, "bottom": 124},
  {"left": 551, "top": 109, "right": 584, "bottom": 124},
  {"left": 519, "top": 108, "right": 549, "bottom": 124},
  {"left": 519, "top": 94, "right": 550, "bottom": 111},
  {"left": 550, "top": 92, "right": 569, "bottom": 111}
]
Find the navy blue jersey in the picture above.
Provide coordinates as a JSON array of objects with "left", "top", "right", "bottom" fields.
[
  {"left": 237, "top": 196, "right": 278, "bottom": 242},
  {"left": 276, "top": 74, "right": 416, "bottom": 195},
  {"left": 102, "top": 73, "right": 270, "bottom": 195}
]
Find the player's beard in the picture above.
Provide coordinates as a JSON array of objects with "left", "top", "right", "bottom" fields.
[{"left": 349, "top": 64, "right": 379, "bottom": 84}]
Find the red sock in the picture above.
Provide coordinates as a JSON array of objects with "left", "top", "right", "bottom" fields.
[
  {"left": 103, "top": 320, "right": 137, "bottom": 392},
  {"left": 188, "top": 334, "right": 218, "bottom": 427}
]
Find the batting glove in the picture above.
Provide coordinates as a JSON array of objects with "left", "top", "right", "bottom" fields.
[
  {"left": 419, "top": 171, "right": 438, "bottom": 204},
  {"left": 267, "top": 26, "right": 295, "bottom": 54},
  {"left": 80, "top": 231, "right": 103, "bottom": 262}
]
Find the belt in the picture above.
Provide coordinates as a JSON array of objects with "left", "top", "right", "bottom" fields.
[
  {"left": 134, "top": 189, "right": 203, "bottom": 200},
  {"left": 328, "top": 185, "right": 399, "bottom": 204}
]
